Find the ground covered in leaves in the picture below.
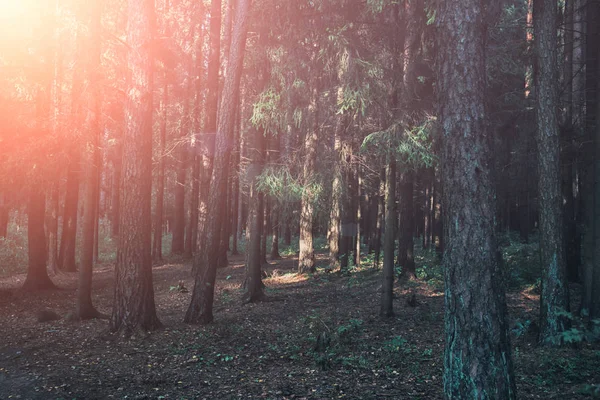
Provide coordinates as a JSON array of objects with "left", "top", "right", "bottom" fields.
[{"left": 0, "top": 250, "right": 599, "bottom": 399}]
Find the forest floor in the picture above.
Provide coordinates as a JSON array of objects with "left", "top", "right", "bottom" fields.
[{"left": 0, "top": 250, "right": 599, "bottom": 399}]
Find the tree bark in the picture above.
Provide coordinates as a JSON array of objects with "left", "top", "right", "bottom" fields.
[
  {"left": 110, "top": 0, "right": 161, "bottom": 335},
  {"left": 0, "top": 192, "right": 8, "bottom": 238},
  {"left": 153, "top": 76, "right": 168, "bottom": 261},
  {"left": 23, "top": 187, "right": 55, "bottom": 291},
  {"left": 398, "top": 170, "right": 415, "bottom": 279},
  {"left": 195, "top": 0, "right": 223, "bottom": 256},
  {"left": 436, "top": 0, "right": 517, "bottom": 396},
  {"left": 243, "top": 125, "right": 266, "bottom": 302},
  {"left": 185, "top": 0, "right": 251, "bottom": 324},
  {"left": 380, "top": 160, "right": 395, "bottom": 317},
  {"left": 76, "top": 0, "right": 103, "bottom": 319},
  {"left": 298, "top": 85, "right": 319, "bottom": 274},
  {"left": 58, "top": 155, "right": 80, "bottom": 272},
  {"left": 534, "top": 0, "right": 570, "bottom": 343}
]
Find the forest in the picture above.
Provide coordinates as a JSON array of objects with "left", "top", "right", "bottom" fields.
[{"left": 1, "top": 0, "right": 600, "bottom": 398}]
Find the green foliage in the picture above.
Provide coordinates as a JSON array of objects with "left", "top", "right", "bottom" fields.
[
  {"left": 384, "top": 335, "right": 409, "bottom": 353},
  {"left": 256, "top": 166, "right": 304, "bottom": 202},
  {"left": 499, "top": 232, "right": 541, "bottom": 289},
  {"left": 250, "top": 87, "right": 284, "bottom": 135},
  {"left": 361, "top": 116, "right": 437, "bottom": 168},
  {"left": 511, "top": 319, "right": 532, "bottom": 338},
  {"left": 545, "top": 310, "right": 600, "bottom": 346},
  {"left": 336, "top": 318, "right": 363, "bottom": 342},
  {"left": 337, "top": 83, "right": 371, "bottom": 117},
  {"left": 0, "top": 221, "right": 28, "bottom": 277}
]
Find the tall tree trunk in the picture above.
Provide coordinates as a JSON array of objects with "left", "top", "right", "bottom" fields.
[
  {"left": 243, "top": 125, "right": 266, "bottom": 302},
  {"left": 46, "top": 179, "right": 60, "bottom": 274},
  {"left": 433, "top": 165, "right": 443, "bottom": 258},
  {"left": 58, "top": 154, "right": 80, "bottom": 272},
  {"left": 561, "top": 0, "right": 580, "bottom": 282},
  {"left": 0, "top": 192, "right": 8, "bottom": 238},
  {"left": 373, "top": 169, "right": 385, "bottom": 268},
  {"left": 172, "top": 67, "right": 192, "bottom": 255},
  {"left": 196, "top": 0, "right": 222, "bottom": 255},
  {"left": 436, "top": 0, "right": 516, "bottom": 396},
  {"left": 111, "top": 136, "right": 123, "bottom": 237},
  {"left": 153, "top": 66, "right": 168, "bottom": 261},
  {"left": 535, "top": 0, "right": 570, "bottom": 343},
  {"left": 23, "top": 187, "right": 55, "bottom": 291},
  {"left": 59, "top": 26, "right": 85, "bottom": 273},
  {"left": 76, "top": 0, "right": 103, "bottom": 319},
  {"left": 591, "top": 0, "right": 600, "bottom": 319},
  {"left": 398, "top": 170, "right": 415, "bottom": 279},
  {"left": 380, "top": 160, "right": 395, "bottom": 317},
  {"left": 298, "top": 86, "right": 319, "bottom": 274},
  {"left": 185, "top": 0, "right": 250, "bottom": 324},
  {"left": 580, "top": 0, "right": 597, "bottom": 316},
  {"left": 231, "top": 103, "right": 241, "bottom": 255},
  {"left": 110, "top": 0, "right": 161, "bottom": 335},
  {"left": 354, "top": 166, "right": 362, "bottom": 268},
  {"left": 328, "top": 50, "right": 350, "bottom": 269},
  {"left": 47, "top": 11, "right": 62, "bottom": 273},
  {"left": 187, "top": 7, "right": 206, "bottom": 259}
]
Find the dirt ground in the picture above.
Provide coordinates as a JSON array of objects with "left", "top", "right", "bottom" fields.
[{"left": 0, "top": 253, "right": 598, "bottom": 399}]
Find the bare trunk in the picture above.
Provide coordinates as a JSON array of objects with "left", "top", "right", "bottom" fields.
[
  {"left": 185, "top": 0, "right": 250, "bottom": 324},
  {"left": 298, "top": 86, "right": 319, "bottom": 274},
  {"left": 437, "top": 0, "right": 516, "bottom": 395},
  {"left": 77, "top": 0, "right": 103, "bottom": 319},
  {"left": 380, "top": 160, "right": 395, "bottom": 317},
  {"left": 534, "top": 0, "right": 570, "bottom": 343},
  {"left": 110, "top": 0, "right": 161, "bottom": 335}
]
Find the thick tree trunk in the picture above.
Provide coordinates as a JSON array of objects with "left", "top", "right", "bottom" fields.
[
  {"left": 534, "top": 0, "right": 570, "bottom": 343},
  {"left": 185, "top": 0, "right": 250, "bottom": 324},
  {"left": 187, "top": 11, "right": 206, "bottom": 258},
  {"left": 23, "top": 187, "right": 55, "bottom": 291},
  {"left": 76, "top": 0, "right": 102, "bottom": 319},
  {"left": 591, "top": 0, "right": 600, "bottom": 319},
  {"left": 110, "top": 0, "right": 161, "bottom": 335},
  {"left": 436, "top": 0, "right": 516, "bottom": 396},
  {"left": 196, "top": 0, "right": 222, "bottom": 255},
  {"left": 298, "top": 86, "right": 319, "bottom": 274},
  {"left": 580, "top": 0, "right": 598, "bottom": 317},
  {"left": 380, "top": 160, "right": 395, "bottom": 317}
]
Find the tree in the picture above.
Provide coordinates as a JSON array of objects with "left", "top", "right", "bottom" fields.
[
  {"left": 152, "top": 0, "right": 170, "bottom": 262},
  {"left": 76, "top": 0, "right": 103, "bottom": 320},
  {"left": 23, "top": 186, "right": 56, "bottom": 291},
  {"left": 243, "top": 124, "right": 266, "bottom": 302},
  {"left": 298, "top": 85, "right": 319, "bottom": 274},
  {"left": 534, "top": 0, "right": 570, "bottom": 344},
  {"left": 380, "top": 159, "right": 395, "bottom": 317},
  {"left": 435, "top": 0, "right": 516, "bottom": 397},
  {"left": 195, "top": 0, "right": 223, "bottom": 261},
  {"left": 185, "top": 0, "right": 251, "bottom": 324},
  {"left": 110, "top": 0, "right": 161, "bottom": 335}
]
